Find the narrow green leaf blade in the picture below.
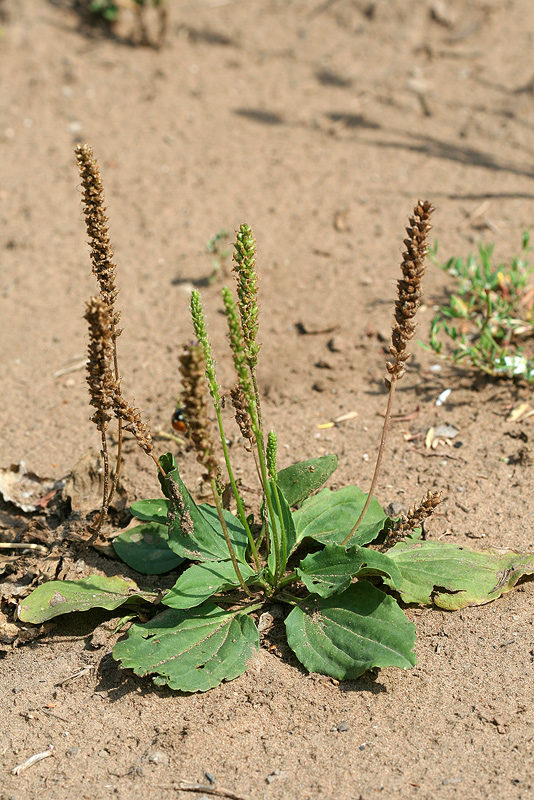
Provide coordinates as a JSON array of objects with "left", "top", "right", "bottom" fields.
[
  {"left": 130, "top": 498, "right": 169, "bottom": 524},
  {"left": 18, "top": 576, "right": 155, "bottom": 623},
  {"left": 267, "top": 482, "right": 298, "bottom": 574},
  {"left": 113, "top": 522, "right": 184, "bottom": 575},
  {"left": 163, "top": 560, "right": 256, "bottom": 609},
  {"left": 297, "top": 544, "right": 403, "bottom": 598},
  {"left": 386, "top": 541, "right": 534, "bottom": 610},
  {"left": 276, "top": 455, "right": 338, "bottom": 507},
  {"left": 113, "top": 603, "right": 259, "bottom": 692},
  {"left": 159, "top": 454, "right": 247, "bottom": 562},
  {"left": 285, "top": 583, "right": 416, "bottom": 680},
  {"left": 293, "top": 486, "right": 389, "bottom": 547}
]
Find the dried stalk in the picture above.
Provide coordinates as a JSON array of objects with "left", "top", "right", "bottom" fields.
[
  {"left": 343, "top": 200, "right": 434, "bottom": 546},
  {"left": 75, "top": 143, "right": 123, "bottom": 504}
]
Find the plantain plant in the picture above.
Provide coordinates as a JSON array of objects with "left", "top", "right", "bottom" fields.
[
  {"left": 18, "top": 148, "right": 534, "bottom": 693},
  {"left": 427, "top": 234, "right": 534, "bottom": 381}
]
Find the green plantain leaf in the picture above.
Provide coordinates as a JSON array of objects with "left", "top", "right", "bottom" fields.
[
  {"left": 266, "top": 482, "right": 298, "bottom": 576},
  {"left": 296, "top": 543, "right": 403, "bottom": 598},
  {"left": 292, "top": 486, "right": 389, "bottom": 547},
  {"left": 163, "top": 560, "right": 257, "bottom": 609},
  {"left": 113, "top": 603, "right": 259, "bottom": 692},
  {"left": 385, "top": 541, "right": 534, "bottom": 610},
  {"left": 285, "top": 582, "right": 416, "bottom": 680},
  {"left": 130, "top": 498, "right": 169, "bottom": 524},
  {"left": 197, "top": 503, "right": 249, "bottom": 563},
  {"left": 158, "top": 453, "right": 247, "bottom": 563},
  {"left": 18, "top": 576, "right": 157, "bottom": 624},
  {"left": 276, "top": 455, "right": 338, "bottom": 507},
  {"left": 113, "top": 521, "right": 184, "bottom": 575}
]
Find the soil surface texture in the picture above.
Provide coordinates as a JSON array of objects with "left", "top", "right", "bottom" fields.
[{"left": 1, "top": 1, "right": 534, "bottom": 799}]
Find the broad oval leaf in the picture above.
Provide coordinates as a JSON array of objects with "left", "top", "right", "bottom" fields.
[
  {"left": 113, "top": 521, "right": 184, "bottom": 575},
  {"left": 113, "top": 603, "right": 259, "bottom": 692},
  {"left": 285, "top": 582, "right": 416, "bottom": 680},
  {"left": 277, "top": 455, "right": 338, "bottom": 507},
  {"left": 158, "top": 454, "right": 247, "bottom": 562},
  {"left": 385, "top": 541, "right": 534, "bottom": 610},
  {"left": 297, "top": 543, "right": 403, "bottom": 598},
  {"left": 130, "top": 498, "right": 169, "bottom": 524},
  {"left": 292, "top": 486, "right": 389, "bottom": 547},
  {"left": 163, "top": 560, "right": 257, "bottom": 610},
  {"left": 18, "top": 576, "right": 156, "bottom": 624}
]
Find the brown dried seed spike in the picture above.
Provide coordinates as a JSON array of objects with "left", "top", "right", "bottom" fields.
[
  {"left": 386, "top": 200, "right": 434, "bottom": 381},
  {"left": 75, "top": 144, "right": 120, "bottom": 330},
  {"left": 179, "top": 343, "right": 220, "bottom": 480},
  {"left": 84, "top": 296, "right": 115, "bottom": 432}
]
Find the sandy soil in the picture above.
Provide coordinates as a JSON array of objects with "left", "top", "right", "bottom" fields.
[{"left": 1, "top": 1, "right": 534, "bottom": 798}]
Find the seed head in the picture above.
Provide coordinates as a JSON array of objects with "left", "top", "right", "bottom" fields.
[
  {"left": 266, "top": 430, "right": 278, "bottom": 479},
  {"left": 111, "top": 390, "right": 153, "bottom": 456},
  {"left": 190, "top": 289, "right": 220, "bottom": 406},
  {"left": 75, "top": 144, "right": 121, "bottom": 331},
  {"left": 179, "top": 342, "right": 219, "bottom": 480},
  {"left": 233, "top": 223, "right": 261, "bottom": 367},
  {"left": 230, "top": 385, "right": 255, "bottom": 448},
  {"left": 386, "top": 200, "right": 434, "bottom": 383},
  {"left": 222, "top": 287, "right": 255, "bottom": 405},
  {"left": 84, "top": 297, "right": 115, "bottom": 432},
  {"left": 382, "top": 490, "right": 442, "bottom": 550}
]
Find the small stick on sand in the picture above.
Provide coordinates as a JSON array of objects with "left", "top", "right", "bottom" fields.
[{"left": 11, "top": 745, "right": 54, "bottom": 775}]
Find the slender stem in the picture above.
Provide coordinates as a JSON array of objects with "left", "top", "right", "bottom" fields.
[
  {"left": 342, "top": 376, "right": 398, "bottom": 546},
  {"left": 210, "top": 478, "right": 253, "bottom": 597},
  {"left": 254, "top": 427, "right": 281, "bottom": 584},
  {"left": 151, "top": 452, "right": 167, "bottom": 477},
  {"left": 214, "top": 406, "right": 260, "bottom": 569},
  {"left": 250, "top": 369, "right": 264, "bottom": 451},
  {"left": 272, "top": 590, "right": 302, "bottom": 606},
  {"left": 106, "top": 322, "right": 122, "bottom": 506},
  {"left": 278, "top": 571, "right": 298, "bottom": 588},
  {"left": 84, "top": 429, "right": 110, "bottom": 547}
]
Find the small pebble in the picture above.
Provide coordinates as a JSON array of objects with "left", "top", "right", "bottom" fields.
[
  {"left": 147, "top": 751, "right": 168, "bottom": 766},
  {"left": 386, "top": 501, "right": 405, "bottom": 517},
  {"left": 205, "top": 772, "right": 216, "bottom": 784},
  {"left": 436, "top": 388, "right": 452, "bottom": 406},
  {"left": 337, "top": 721, "right": 349, "bottom": 732},
  {"left": 327, "top": 336, "right": 346, "bottom": 353}
]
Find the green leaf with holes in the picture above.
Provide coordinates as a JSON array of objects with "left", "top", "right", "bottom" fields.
[
  {"left": 292, "top": 486, "right": 389, "bottom": 547},
  {"left": 285, "top": 582, "right": 416, "bottom": 680},
  {"left": 296, "top": 543, "right": 402, "bottom": 598},
  {"left": 113, "top": 603, "right": 259, "bottom": 692},
  {"left": 17, "top": 576, "right": 157, "bottom": 624},
  {"left": 276, "top": 455, "right": 338, "bottom": 507},
  {"left": 385, "top": 541, "right": 534, "bottom": 610},
  {"left": 113, "top": 521, "right": 184, "bottom": 574}
]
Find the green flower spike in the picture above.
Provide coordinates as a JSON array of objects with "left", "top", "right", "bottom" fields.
[
  {"left": 233, "top": 224, "right": 260, "bottom": 367},
  {"left": 267, "top": 431, "right": 277, "bottom": 480},
  {"left": 190, "top": 289, "right": 220, "bottom": 408}
]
